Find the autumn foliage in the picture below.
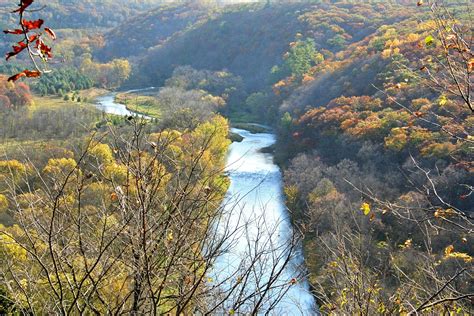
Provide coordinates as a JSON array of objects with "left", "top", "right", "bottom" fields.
[
  {"left": 3, "top": 0, "right": 56, "bottom": 82},
  {"left": 0, "top": 75, "right": 32, "bottom": 110}
]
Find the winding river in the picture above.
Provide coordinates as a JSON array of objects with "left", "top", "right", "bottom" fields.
[
  {"left": 213, "top": 128, "right": 316, "bottom": 314},
  {"left": 93, "top": 93, "right": 317, "bottom": 315},
  {"left": 94, "top": 87, "right": 155, "bottom": 117}
]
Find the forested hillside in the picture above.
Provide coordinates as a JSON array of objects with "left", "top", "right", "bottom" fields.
[
  {"left": 0, "top": 0, "right": 172, "bottom": 74},
  {"left": 270, "top": 2, "right": 473, "bottom": 314},
  {"left": 125, "top": 2, "right": 413, "bottom": 90},
  {"left": 0, "top": 0, "right": 175, "bottom": 28},
  {"left": 96, "top": 4, "right": 212, "bottom": 61}
]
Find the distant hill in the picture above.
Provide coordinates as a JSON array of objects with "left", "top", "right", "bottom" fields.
[
  {"left": 0, "top": 0, "right": 174, "bottom": 29},
  {"left": 111, "top": 2, "right": 413, "bottom": 91},
  {"left": 95, "top": 4, "right": 212, "bottom": 61},
  {"left": 0, "top": 0, "right": 174, "bottom": 56}
]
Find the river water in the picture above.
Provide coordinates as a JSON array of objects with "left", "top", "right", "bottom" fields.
[
  {"left": 93, "top": 94, "right": 317, "bottom": 315},
  {"left": 94, "top": 87, "right": 155, "bottom": 117},
  {"left": 212, "top": 128, "right": 316, "bottom": 315}
]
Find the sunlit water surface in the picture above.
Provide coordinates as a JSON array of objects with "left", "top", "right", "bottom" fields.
[{"left": 212, "top": 128, "right": 317, "bottom": 315}]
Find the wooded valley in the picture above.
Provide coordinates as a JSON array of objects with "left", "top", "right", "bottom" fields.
[{"left": 0, "top": 0, "right": 472, "bottom": 314}]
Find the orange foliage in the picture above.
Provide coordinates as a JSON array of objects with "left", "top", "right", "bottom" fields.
[{"left": 0, "top": 75, "right": 32, "bottom": 110}]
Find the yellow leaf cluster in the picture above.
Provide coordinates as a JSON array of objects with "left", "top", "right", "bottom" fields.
[
  {"left": 360, "top": 202, "right": 371, "bottom": 216},
  {"left": 89, "top": 143, "right": 114, "bottom": 164},
  {"left": 43, "top": 158, "right": 77, "bottom": 176},
  {"left": 385, "top": 128, "right": 408, "bottom": 151},
  {"left": 399, "top": 239, "right": 412, "bottom": 249},
  {"left": 444, "top": 245, "right": 473, "bottom": 263},
  {"left": 0, "top": 227, "right": 27, "bottom": 261},
  {"left": 0, "top": 194, "right": 8, "bottom": 212},
  {"left": 434, "top": 208, "right": 457, "bottom": 218}
]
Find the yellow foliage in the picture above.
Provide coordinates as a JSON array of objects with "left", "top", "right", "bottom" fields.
[
  {"left": 201, "top": 94, "right": 226, "bottom": 107},
  {"left": 434, "top": 208, "right": 457, "bottom": 218},
  {"left": 385, "top": 128, "right": 408, "bottom": 151},
  {"left": 104, "top": 163, "right": 127, "bottom": 184},
  {"left": 284, "top": 185, "right": 299, "bottom": 209},
  {"left": 347, "top": 114, "right": 383, "bottom": 138},
  {"left": 0, "top": 226, "right": 27, "bottom": 261},
  {"left": 83, "top": 182, "right": 110, "bottom": 206},
  {"left": 43, "top": 158, "right": 77, "bottom": 176},
  {"left": 447, "top": 252, "right": 473, "bottom": 263},
  {"left": 444, "top": 245, "right": 454, "bottom": 256},
  {"left": 89, "top": 143, "right": 114, "bottom": 164},
  {"left": 411, "top": 98, "right": 431, "bottom": 110},
  {"left": 409, "top": 127, "right": 433, "bottom": 146},
  {"left": 381, "top": 49, "right": 393, "bottom": 59},
  {"left": 444, "top": 245, "right": 473, "bottom": 263},
  {"left": 403, "top": 239, "right": 412, "bottom": 249},
  {"left": 406, "top": 33, "right": 420, "bottom": 42},
  {"left": 360, "top": 202, "right": 371, "bottom": 216},
  {"left": 0, "top": 160, "right": 27, "bottom": 182},
  {"left": 417, "top": 20, "right": 436, "bottom": 31},
  {"left": 101, "top": 214, "right": 119, "bottom": 231},
  {"left": 191, "top": 115, "right": 230, "bottom": 168},
  {"left": 149, "top": 130, "right": 182, "bottom": 144},
  {"left": 309, "top": 179, "right": 341, "bottom": 205},
  {"left": 0, "top": 194, "right": 8, "bottom": 212},
  {"left": 15, "top": 192, "right": 40, "bottom": 209},
  {"left": 420, "top": 142, "right": 457, "bottom": 158}
]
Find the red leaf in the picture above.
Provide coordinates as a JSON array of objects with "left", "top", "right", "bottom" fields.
[
  {"left": 22, "top": 19, "right": 43, "bottom": 31},
  {"left": 36, "top": 40, "right": 52, "bottom": 58},
  {"left": 13, "top": 41, "right": 28, "bottom": 53},
  {"left": 6, "top": 52, "right": 18, "bottom": 60},
  {"left": 44, "top": 28, "right": 56, "bottom": 40},
  {"left": 3, "top": 29, "right": 24, "bottom": 35},
  {"left": 12, "top": 0, "right": 34, "bottom": 14},
  {"left": 7, "top": 72, "right": 26, "bottom": 82},
  {"left": 28, "top": 34, "right": 38, "bottom": 42},
  {"left": 5, "top": 41, "right": 27, "bottom": 60},
  {"left": 6, "top": 69, "right": 41, "bottom": 82},
  {"left": 23, "top": 70, "right": 41, "bottom": 78}
]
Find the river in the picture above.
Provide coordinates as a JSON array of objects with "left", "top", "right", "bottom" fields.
[
  {"left": 94, "top": 87, "right": 155, "bottom": 117},
  {"left": 93, "top": 93, "right": 317, "bottom": 315},
  {"left": 212, "top": 128, "right": 317, "bottom": 315}
]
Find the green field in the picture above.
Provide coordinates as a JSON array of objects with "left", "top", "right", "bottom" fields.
[{"left": 115, "top": 93, "right": 161, "bottom": 118}]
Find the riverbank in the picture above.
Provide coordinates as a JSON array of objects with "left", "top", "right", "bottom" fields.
[
  {"left": 78, "top": 88, "right": 111, "bottom": 100},
  {"left": 115, "top": 92, "right": 161, "bottom": 118},
  {"left": 230, "top": 122, "right": 272, "bottom": 134}
]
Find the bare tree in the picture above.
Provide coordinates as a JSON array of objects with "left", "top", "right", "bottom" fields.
[
  {"left": 0, "top": 117, "right": 309, "bottom": 314},
  {"left": 411, "top": 1, "right": 473, "bottom": 112}
]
